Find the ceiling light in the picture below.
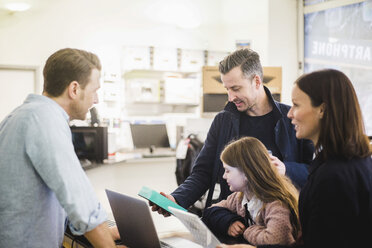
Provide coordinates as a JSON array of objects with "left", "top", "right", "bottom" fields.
[
  {"left": 5, "top": 2, "right": 31, "bottom": 12},
  {"left": 145, "top": 0, "right": 202, "bottom": 29}
]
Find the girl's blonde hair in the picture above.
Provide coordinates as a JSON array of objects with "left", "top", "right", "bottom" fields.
[{"left": 220, "top": 137, "right": 301, "bottom": 239}]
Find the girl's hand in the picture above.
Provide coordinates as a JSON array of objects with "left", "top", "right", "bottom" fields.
[
  {"left": 270, "top": 155, "right": 286, "bottom": 175},
  {"left": 227, "top": 221, "right": 246, "bottom": 237}
]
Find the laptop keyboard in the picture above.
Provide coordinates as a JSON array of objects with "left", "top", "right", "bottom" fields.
[
  {"left": 142, "top": 153, "right": 175, "bottom": 158},
  {"left": 106, "top": 219, "right": 176, "bottom": 248},
  {"left": 160, "top": 240, "right": 175, "bottom": 248}
]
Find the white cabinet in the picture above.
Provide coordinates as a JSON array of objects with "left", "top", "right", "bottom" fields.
[
  {"left": 122, "top": 69, "right": 201, "bottom": 116},
  {"left": 120, "top": 46, "right": 230, "bottom": 115}
]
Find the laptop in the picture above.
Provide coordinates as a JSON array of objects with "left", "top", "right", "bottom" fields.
[
  {"left": 129, "top": 123, "right": 176, "bottom": 158},
  {"left": 105, "top": 189, "right": 201, "bottom": 248},
  {"left": 169, "top": 207, "right": 222, "bottom": 248}
]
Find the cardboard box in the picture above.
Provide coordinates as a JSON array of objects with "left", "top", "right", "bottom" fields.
[
  {"left": 202, "top": 66, "right": 283, "bottom": 109},
  {"left": 202, "top": 66, "right": 225, "bottom": 94},
  {"left": 202, "top": 66, "right": 282, "bottom": 95},
  {"left": 262, "top": 67, "right": 282, "bottom": 94}
]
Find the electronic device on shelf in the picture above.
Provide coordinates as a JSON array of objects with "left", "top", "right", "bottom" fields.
[
  {"left": 70, "top": 126, "right": 108, "bottom": 163},
  {"left": 129, "top": 123, "right": 175, "bottom": 158}
]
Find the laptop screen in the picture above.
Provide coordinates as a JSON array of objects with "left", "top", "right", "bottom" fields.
[
  {"left": 130, "top": 123, "right": 170, "bottom": 149},
  {"left": 105, "top": 189, "right": 162, "bottom": 248}
]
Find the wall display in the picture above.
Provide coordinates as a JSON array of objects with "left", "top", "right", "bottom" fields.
[
  {"left": 304, "top": 1, "right": 372, "bottom": 135},
  {"left": 120, "top": 46, "right": 235, "bottom": 117}
]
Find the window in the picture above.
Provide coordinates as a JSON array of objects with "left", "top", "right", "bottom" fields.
[{"left": 301, "top": 0, "right": 372, "bottom": 136}]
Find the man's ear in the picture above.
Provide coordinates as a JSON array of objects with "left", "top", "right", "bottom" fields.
[
  {"left": 67, "top": 81, "right": 80, "bottom": 99},
  {"left": 253, "top": 75, "right": 262, "bottom": 89}
]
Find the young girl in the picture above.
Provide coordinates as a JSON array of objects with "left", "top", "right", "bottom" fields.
[{"left": 202, "top": 137, "right": 300, "bottom": 246}]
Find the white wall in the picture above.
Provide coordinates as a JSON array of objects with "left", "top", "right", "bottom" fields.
[
  {"left": 0, "top": 0, "right": 298, "bottom": 103},
  {"left": 268, "top": 0, "right": 299, "bottom": 104},
  {"left": 0, "top": 67, "right": 36, "bottom": 120}
]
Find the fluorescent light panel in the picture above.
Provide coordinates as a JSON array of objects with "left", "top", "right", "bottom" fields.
[{"left": 5, "top": 2, "right": 31, "bottom": 12}]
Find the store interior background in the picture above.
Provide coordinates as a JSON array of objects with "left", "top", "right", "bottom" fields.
[
  {"left": 0, "top": 0, "right": 303, "bottom": 236},
  {"left": 0, "top": 0, "right": 300, "bottom": 153},
  {"left": 2, "top": 0, "right": 372, "bottom": 242}
]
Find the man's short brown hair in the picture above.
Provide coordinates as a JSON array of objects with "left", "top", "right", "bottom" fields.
[{"left": 43, "top": 48, "right": 101, "bottom": 97}]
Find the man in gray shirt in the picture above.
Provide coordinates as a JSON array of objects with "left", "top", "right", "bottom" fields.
[{"left": 0, "top": 48, "right": 119, "bottom": 247}]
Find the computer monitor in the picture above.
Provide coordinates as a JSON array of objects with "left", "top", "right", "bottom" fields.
[
  {"left": 70, "top": 126, "right": 108, "bottom": 163},
  {"left": 203, "top": 94, "right": 228, "bottom": 113},
  {"left": 130, "top": 123, "right": 170, "bottom": 150}
]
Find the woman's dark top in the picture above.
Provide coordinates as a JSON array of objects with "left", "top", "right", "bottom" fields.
[
  {"left": 298, "top": 155, "right": 372, "bottom": 247},
  {"left": 259, "top": 154, "right": 372, "bottom": 248}
]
